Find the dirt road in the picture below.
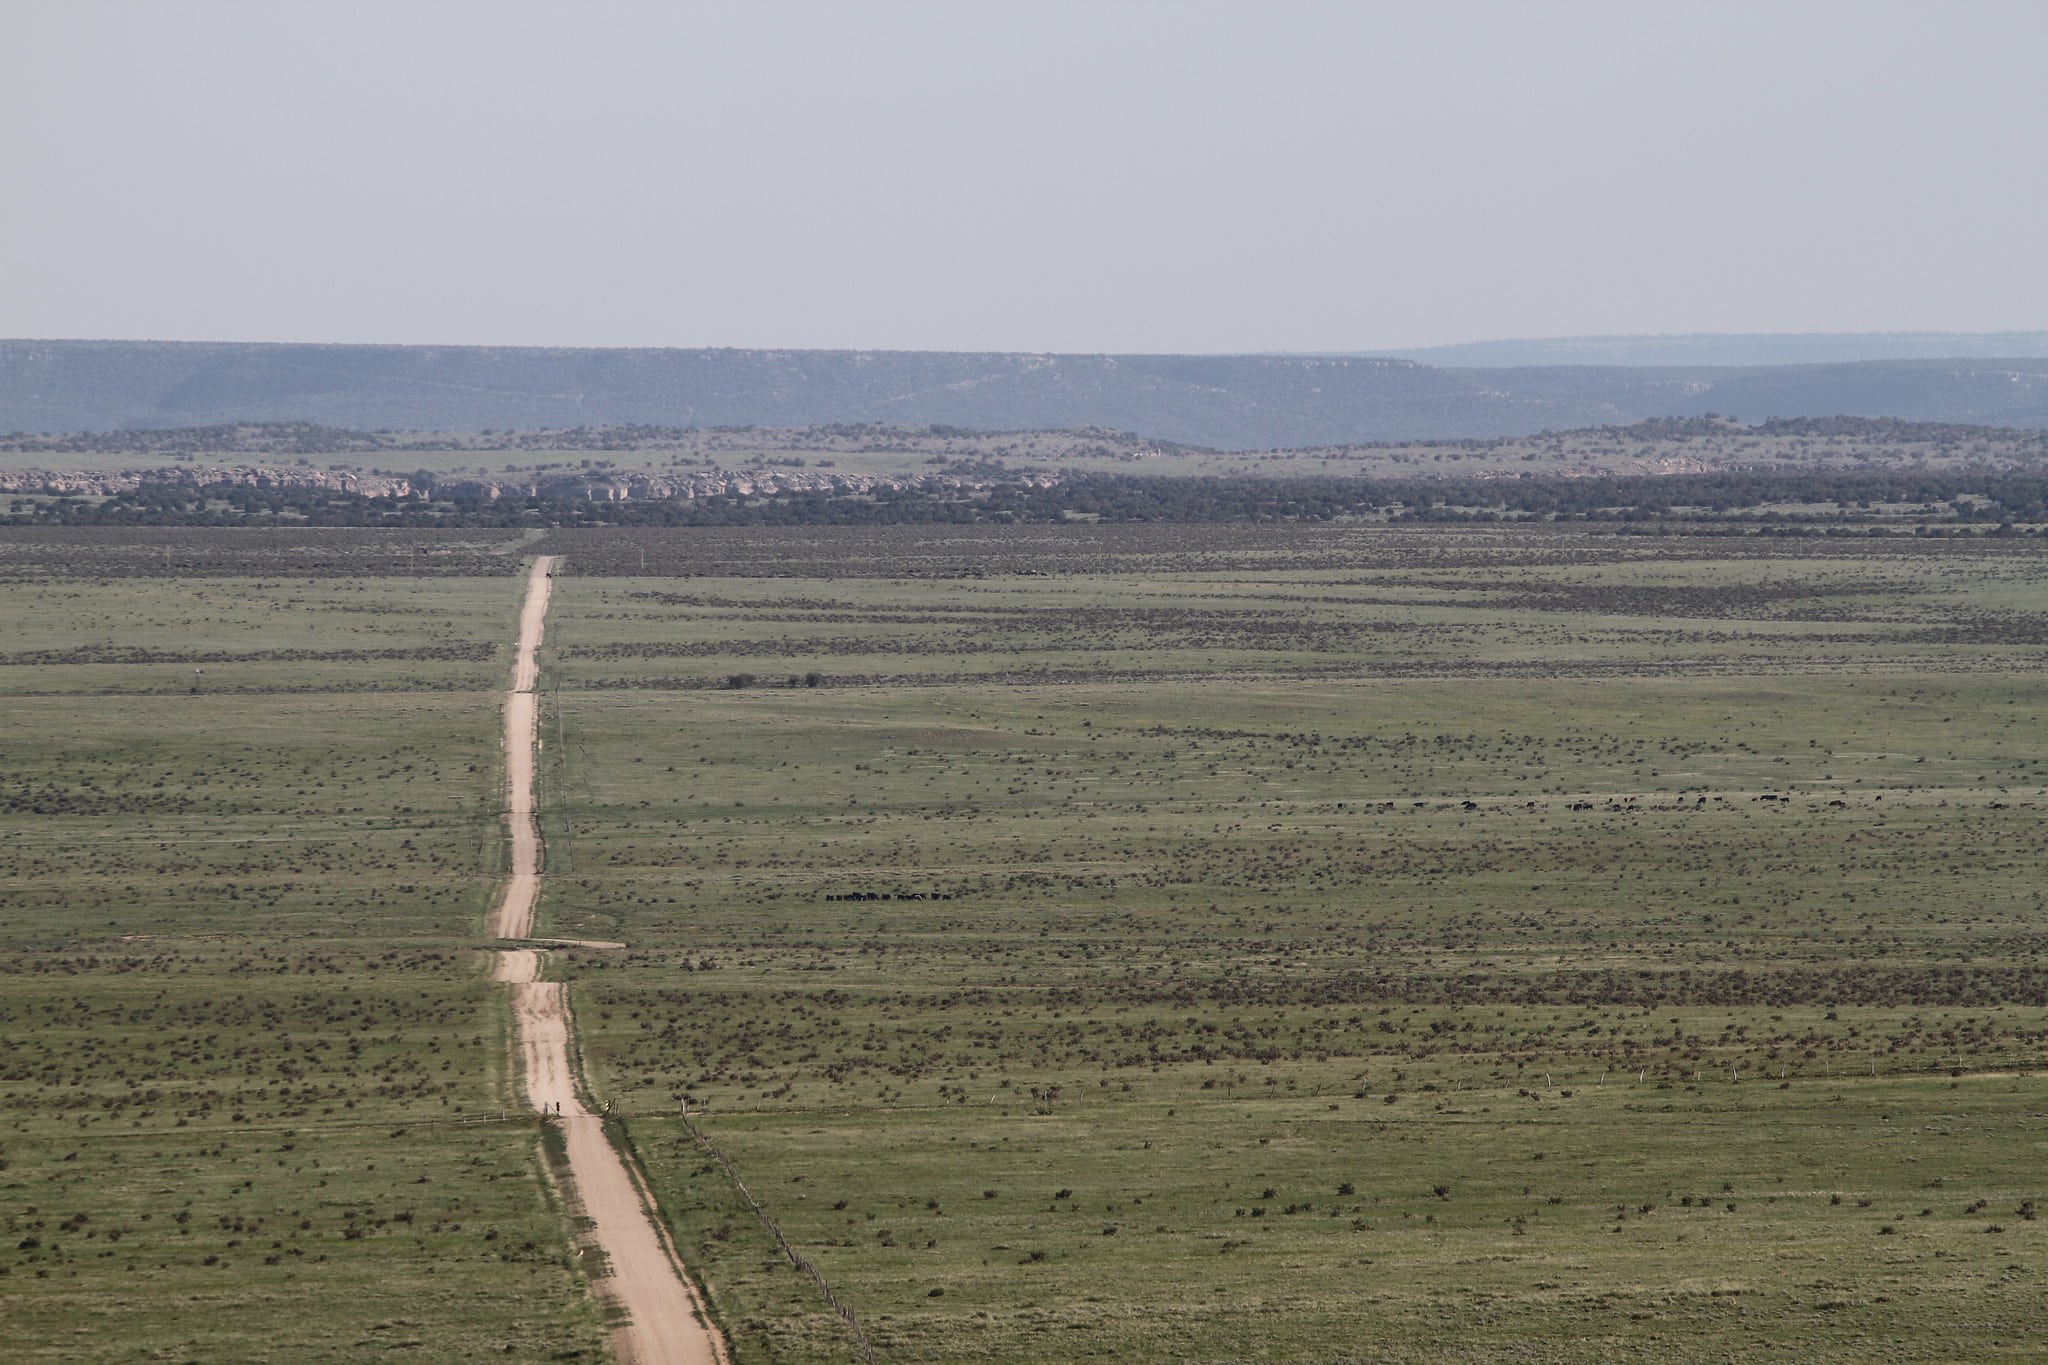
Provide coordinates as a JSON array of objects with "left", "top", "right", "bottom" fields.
[
  {"left": 489, "top": 556, "right": 552, "bottom": 940},
  {"left": 491, "top": 558, "right": 726, "bottom": 1365},
  {"left": 508, "top": 979, "right": 723, "bottom": 1365},
  {"left": 491, "top": 948, "right": 538, "bottom": 983}
]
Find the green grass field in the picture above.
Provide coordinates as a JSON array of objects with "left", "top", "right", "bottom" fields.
[
  {"left": 533, "top": 527, "right": 2048, "bottom": 1362},
  {"left": 4, "top": 524, "right": 2045, "bottom": 1362},
  {"left": 0, "top": 557, "right": 608, "bottom": 1361}
]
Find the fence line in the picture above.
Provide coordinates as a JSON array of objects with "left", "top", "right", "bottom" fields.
[{"left": 681, "top": 1111, "right": 878, "bottom": 1364}]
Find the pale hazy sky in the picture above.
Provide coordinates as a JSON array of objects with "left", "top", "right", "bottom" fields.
[{"left": 5, "top": 1, "right": 2045, "bottom": 353}]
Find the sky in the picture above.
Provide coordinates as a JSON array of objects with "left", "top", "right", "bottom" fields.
[{"left": 5, "top": 0, "right": 2046, "bottom": 354}]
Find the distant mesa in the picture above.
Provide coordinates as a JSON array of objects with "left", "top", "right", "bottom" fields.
[
  {"left": 1385, "top": 330, "right": 2048, "bottom": 369},
  {"left": 5, "top": 337, "right": 2048, "bottom": 448}
]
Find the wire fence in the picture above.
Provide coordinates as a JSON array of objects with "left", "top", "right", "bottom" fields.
[{"left": 681, "top": 1110, "right": 878, "bottom": 1364}]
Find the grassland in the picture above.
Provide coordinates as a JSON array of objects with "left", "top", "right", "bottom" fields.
[
  {"left": 0, "top": 544, "right": 609, "bottom": 1361},
  {"left": 531, "top": 526, "right": 2048, "bottom": 1362},
  {"left": 5, "top": 522, "right": 2046, "bottom": 1363}
]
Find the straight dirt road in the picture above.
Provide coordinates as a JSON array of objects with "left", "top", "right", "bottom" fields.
[
  {"left": 491, "top": 558, "right": 726, "bottom": 1365},
  {"left": 488, "top": 556, "right": 553, "bottom": 940}
]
